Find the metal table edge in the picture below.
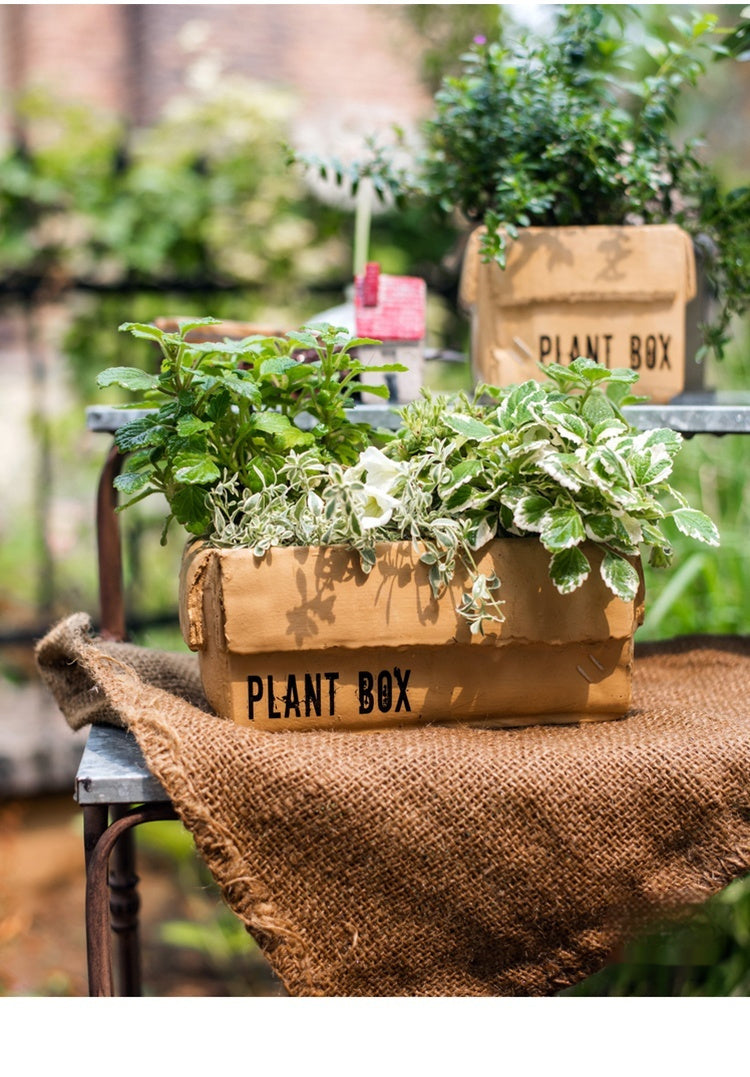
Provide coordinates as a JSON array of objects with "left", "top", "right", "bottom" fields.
[
  {"left": 87, "top": 395, "right": 750, "bottom": 437},
  {"left": 74, "top": 724, "right": 170, "bottom": 805}
]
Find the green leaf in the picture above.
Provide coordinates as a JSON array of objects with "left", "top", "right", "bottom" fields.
[
  {"left": 548, "top": 546, "right": 591, "bottom": 594},
  {"left": 606, "top": 379, "right": 639, "bottom": 408},
  {"left": 513, "top": 494, "right": 553, "bottom": 532},
  {"left": 222, "top": 373, "right": 262, "bottom": 404},
  {"left": 569, "top": 357, "right": 612, "bottom": 383},
  {"left": 97, "top": 366, "right": 159, "bottom": 392},
  {"left": 466, "top": 517, "right": 497, "bottom": 550},
  {"left": 176, "top": 317, "right": 222, "bottom": 336},
  {"left": 126, "top": 448, "right": 161, "bottom": 471},
  {"left": 671, "top": 508, "right": 720, "bottom": 546},
  {"left": 555, "top": 412, "right": 589, "bottom": 444},
  {"left": 114, "top": 417, "right": 168, "bottom": 452},
  {"left": 444, "top": 485, "right": 479, "bottom": 512},
  {"left": 444, "top": 413, "right": 497, "bottom": 441},
  {"left": 537, "top": 452, "right": 583, "bottom": 492},
  {"left": 356, "top": 361, "right": 408, "bottom": 374},
  {"left": 173, "top": 455, "right": 221, "bottom": 485},
  {"left": 285, "top": 329, "right": 320, "bottom": 349},
  {"left": 176, "top": 415, "right": 213, "bottom": 437},
  {"left": 356, "top": 383, "right": 391, "bottom": 399},
  {"left": 186, "top": 341, "right": 246, "bottom": 355},
  {"left": 600, "top": 551, "right": 640, "bottom": 601},
  {"left": 166, "top": 430, "right": 208, "bottom": 458},
  {"left": 606, "top": 368, "right": 640, "bottom": 385},
  {"left": 504, "top": 380, "right": 547, "bottom": 422},
  {"left": 113, "top": 470, "right": 153, "bottom": 496},
  {"left": 441, "top": 458, "right": 484, "bottom": 494},
  {"left": 205, "top": 388, "right": 232, "bottom": 422},
  {"left": 342, "top": 336, "right": 383, "bottom": 350},
  {"left": 592, "top": 418, "right": 628, "bottom": 441},
  {"left": 251, "top": 412, "right": 297, "bottom": 436},
  {"left": 118, "top": 322, "right": 165, "bottom": 342},
  {"left": 250, "top": 412, "right": 314, "bottom": 449},
  {"left": 589, "top": 445, "right": 631, "bottom": 488},
  {"left": 584, "top": 513, "right": 618, "bottom": 542},
  {"left": 631, "top": 449, "right": 673, "bottom": 486},
  {"left": 581, "top": 392, "right": 615, "bottom": 426},
  {"left": 497, "top": 485, "right": 528, "bottom": 510},
  {"left": 640, "top": 520, "right": 669, "bottom": 548},
  {"left": 541, "top": 362, "right": 588, "bottom": 393},
  {"left": 540, "top": 505, "right": 585, "bottom": 551},
  {"left": 358, "top": 547, "right": 377, "bottom": 572},
  {"left": 636, "top": 428, "right": 683, "bottom": 458},
  {"left": 171, "top": 486, "right": 211, "bottom": 534},
  {"left": 259, "top": 356, "right": 299, "bottom": 377}
]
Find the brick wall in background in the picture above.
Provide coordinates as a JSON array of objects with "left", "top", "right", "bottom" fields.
[
  {"left": 0, "top": 4, "right": 134, "bottom": 118},
  {"left": 0, "top": 3, "right": 430, "bottom": 140}
]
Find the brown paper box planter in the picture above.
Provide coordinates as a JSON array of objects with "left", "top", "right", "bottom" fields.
[
  {"left": 179, "top": 538, "right": 645, "bottom": 733},
  {"left": 459, "top": 224, "right": 698, "bottom": 404}
]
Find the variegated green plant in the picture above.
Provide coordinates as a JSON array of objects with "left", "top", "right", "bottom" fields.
[{"left": 206, "top": 355, "right": 719, "bottom": 636}]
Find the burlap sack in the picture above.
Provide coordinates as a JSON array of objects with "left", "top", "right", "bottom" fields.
[{"left": 36, "top": 613, "right": 750, "bottom": 997}]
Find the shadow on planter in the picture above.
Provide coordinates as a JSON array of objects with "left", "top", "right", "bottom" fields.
[{"left": 179, "top": 538, "right": 644, "bottom": 733}]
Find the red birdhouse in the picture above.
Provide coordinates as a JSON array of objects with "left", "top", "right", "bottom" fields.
[{"left": 354, "top": 263, "right": 427, "bottom": 403}]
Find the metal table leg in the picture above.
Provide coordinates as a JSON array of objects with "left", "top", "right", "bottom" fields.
[
  {"left": 109, "top": 806, "right": 142, "bottom": 996},
  {"left": 84, "top": 803, "right": 179, "bottom": 997}
]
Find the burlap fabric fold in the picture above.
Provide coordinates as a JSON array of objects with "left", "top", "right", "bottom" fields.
[{"left": 36, "top": 613, "right": 750, "bottom": 997}]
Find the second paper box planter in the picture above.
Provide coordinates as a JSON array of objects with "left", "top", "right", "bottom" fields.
[{"left": 459, "top": 224, "right": 698, "bottom": 403}]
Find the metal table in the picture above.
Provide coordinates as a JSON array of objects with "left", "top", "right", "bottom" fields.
[
  {"left": 76, "top": 724, "right": 177, "bottom": 996},
  {"left": 623, "top": 391, "right": 750, "bottom": 435},
  {"left": 78, "top": 391, "right": 750, "bottom": 995}
]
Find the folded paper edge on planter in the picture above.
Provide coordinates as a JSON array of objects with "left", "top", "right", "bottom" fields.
[
  {"left": 180, "top": 539, "right": 642, "bottom": 653},
  {"left": 459, "top": 224, "right": 697, "bottom": 309}
]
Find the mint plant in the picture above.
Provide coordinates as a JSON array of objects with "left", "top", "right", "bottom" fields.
[
  {"left": 385, "top": 360, "right": 719, "bottom": 631},
  {"left": 97, "top": 318, "right": 402, "bottom": 540}
]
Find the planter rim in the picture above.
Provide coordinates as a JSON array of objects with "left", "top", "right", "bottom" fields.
[
  {"left": 179, "top": 537, "right": 644, "bottom": 657},
  {"left": 460, "top": 222, "right": 697, "bottom": 309}
]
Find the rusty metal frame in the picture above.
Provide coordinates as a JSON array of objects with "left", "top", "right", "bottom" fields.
[
  {"left": 84, "top": 437, "right": 181, "bottom": 995},
  {"left": 83, "top": 802, "right": 179, "bottom": 996},
  {"left": 96, "top": 442, "right": 127, "bottom": 642}
]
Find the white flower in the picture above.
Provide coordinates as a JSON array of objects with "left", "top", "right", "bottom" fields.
[
  {"left": 358, "top": 446, "right": 407, "bottom": 495},
  {"left": 358, "top": 484, "right": 400, "bottom": 530}
]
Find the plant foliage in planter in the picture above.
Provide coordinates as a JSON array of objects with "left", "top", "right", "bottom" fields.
[
  {"left": 98, "top": 319, "right": 403, "bottom": 540},
  {"left": 303, "top": 5, "right": 750, "bottom": 361},
  {"left": 101, "top": 319, "right": 719, "bottom": 636}
]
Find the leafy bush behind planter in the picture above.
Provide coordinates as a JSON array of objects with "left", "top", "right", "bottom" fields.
[{"left": 310, "top": 5, "right": 750, "bottom": 361}]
